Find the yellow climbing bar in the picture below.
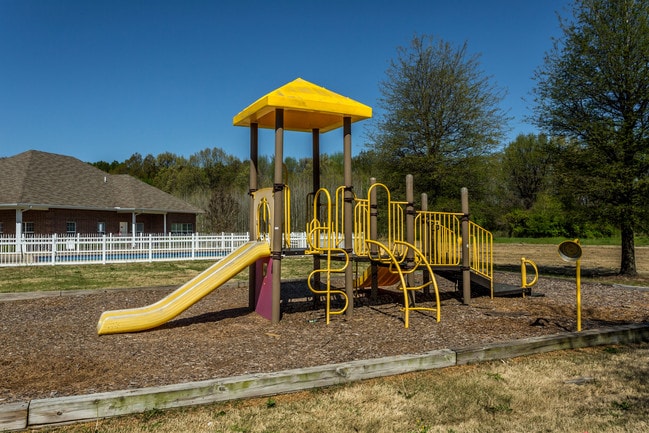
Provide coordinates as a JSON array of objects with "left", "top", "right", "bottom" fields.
[
  {"left": 365, "top": 239, "right": 441, "bottom": 328},
  {"left": 305, "top": 187, "right": 350, "bottom": 323}
]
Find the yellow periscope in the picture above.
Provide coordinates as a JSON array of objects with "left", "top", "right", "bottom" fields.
[{"left": 97, "top": 241, "right": 270, "bottom": 335}]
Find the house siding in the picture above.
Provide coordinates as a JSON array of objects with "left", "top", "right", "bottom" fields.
[{"left": 0, "top": 209, "right": 197, "bottom": 235}]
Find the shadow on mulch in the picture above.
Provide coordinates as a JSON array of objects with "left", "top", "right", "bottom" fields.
[
  {"left": 161, "top": 306, "right": 252, "bottom": 330},
  {"left": 496, "top": 263, "right": 620, "bottom": 278}
]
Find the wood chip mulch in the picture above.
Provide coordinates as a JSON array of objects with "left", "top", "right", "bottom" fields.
[{"left": 1, "top": 272, "right": 648, "bottom": 404}]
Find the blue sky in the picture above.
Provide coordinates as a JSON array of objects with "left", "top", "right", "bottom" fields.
[{"left": 0, "top": 0, "right": 571, "bottom": 163}]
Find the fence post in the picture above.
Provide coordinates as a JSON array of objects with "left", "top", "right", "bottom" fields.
[
  {"left": 50, "top": 234, "right": 57, "bottom": 265},
  {"left": 102, "top": 235, "right": 107, "bottom": 264}
]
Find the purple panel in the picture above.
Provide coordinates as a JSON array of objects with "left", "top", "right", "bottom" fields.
[{"left": 255, "top": 257, "right": 273, "bottom": 320}]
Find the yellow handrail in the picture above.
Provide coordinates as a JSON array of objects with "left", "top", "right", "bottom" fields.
[
  {"left": 520, "top": 257, "right": 539, "bottom": 297},
  {"left": 414, "top": 211, "right": 462, "bottom": 266},
  {"left": 469, "top": 221, "right": 493, "bottom": 295},
  {"left": 312, "top": 182, "right": 494, "bottom": 307},
  {"left": 365, "top": 239, "right": 440, "bottom": 328}
]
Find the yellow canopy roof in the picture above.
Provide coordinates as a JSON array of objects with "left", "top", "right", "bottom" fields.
[{"left": 233, "top": 78, "right": 372, "bottom": 133}]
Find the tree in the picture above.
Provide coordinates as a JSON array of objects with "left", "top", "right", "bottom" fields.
[
  {"left": 204, "top": 188, "right": 241, "bottom": 232},
  {"left": 368, "top": 34, "right": 509, "bottom": 203},
  {"left": 502, "top": 134, "right": 554, "bottom": 210},
  {"left": 533, "top": 0, "right": 649, "bottom": 276}
]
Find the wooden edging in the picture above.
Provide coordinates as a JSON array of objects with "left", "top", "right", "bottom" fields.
[{"left": 2, "top": 323, "right": 648, "bottom": 431}]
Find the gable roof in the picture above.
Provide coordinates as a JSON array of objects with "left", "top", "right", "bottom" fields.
[
  {"left": 233, "top": 78, "right": 372, "bottom": 133},
  {"left": 0, "top": 150, "right": 203, "bottom": 214}
]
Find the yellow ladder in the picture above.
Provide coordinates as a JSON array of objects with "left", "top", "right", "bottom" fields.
[{"left": 305, "top": 187, "right": 349, "bottom": 323}]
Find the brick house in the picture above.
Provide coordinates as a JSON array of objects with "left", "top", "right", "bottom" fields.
[{"left": 0, "top": 150, "right": 203, "bottom": 237}]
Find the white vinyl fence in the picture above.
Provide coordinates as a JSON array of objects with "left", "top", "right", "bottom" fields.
[{"left": 0, "top": 233, "right": 310, "bottom": 267}]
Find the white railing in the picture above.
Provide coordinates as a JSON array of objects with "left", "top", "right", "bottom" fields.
[{"left": 0, "top": 233, "right": 311, "bottom": 267}]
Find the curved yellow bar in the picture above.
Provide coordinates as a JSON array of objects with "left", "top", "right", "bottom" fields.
[{"left": 97, "top": 241, "right": 271, "bottom": 335}]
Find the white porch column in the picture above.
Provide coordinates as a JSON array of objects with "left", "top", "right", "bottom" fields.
[
  {"left": 15, "top": 209, "right": 23, "bottom": 253},
  {"left": 131, "top": 212, "right": 137, "bottom": 247}
]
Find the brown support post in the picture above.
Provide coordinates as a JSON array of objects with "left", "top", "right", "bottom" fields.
[
  {"left": 343, "top": 117, "right": 354, "bottom": 316},
  {"left": 461, "top": 187, "right": 471, "bottom": 305},
  {"left": 271, "top": 109, "right": 284, "bottom": 323},
  {"left": 421, "top": 193, "right": 430, "bottom": 295},
  {"left": 312, "top": 128, "right": 321, "bottom": 308},
  {"left": 248, "top": 123, "right": 259, "bottom": 310},
  {"left": 369, "top": 177, "right": 378, "bottom": 300},
  {"left": 405, "top": 174, "right": 415, "bottom": 287}
]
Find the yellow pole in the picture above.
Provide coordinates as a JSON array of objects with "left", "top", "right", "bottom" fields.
[
  {"left": 576, "top": 258, "right": 581, "bottom": 332},
  {"left": 558, "top": 239, "right": 583, "bottom": 332}
]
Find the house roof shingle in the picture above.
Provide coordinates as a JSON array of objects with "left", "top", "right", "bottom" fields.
[{"left": 0, "top": 150, "right": 203, "bottom": 214}]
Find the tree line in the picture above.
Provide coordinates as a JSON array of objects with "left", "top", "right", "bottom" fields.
[{"left": 91, "top": 129, "right": 638, "bottom": 241}]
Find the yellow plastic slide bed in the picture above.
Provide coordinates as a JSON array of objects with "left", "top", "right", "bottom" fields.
[{"left": 97, "top": 241, "right": 270, "bottom": 335}]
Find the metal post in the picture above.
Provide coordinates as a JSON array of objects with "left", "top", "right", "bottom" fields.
[
  {"left": 576, "top": 258, "right": 582, "bottom": 331},
  {"left": 405, "top": 175, "right": 415, "bottom": 297},
  {"left": 461, "top": 187, "right": 471, "bottom": 305},
  {"left": 271, "top": 109, "right": 284, "bottom": 324},
  {"left": 421, "top": 193, "right": 430, "bottom": 295},
  {"left": 312, "top": 128, "right": 321, "bottom": 307},
  {"left": 369, "top": 177, "right": 378, "bottom": 300},
  {"left": 248, "top": 122, "right": 259, "bottom": 310},
  {"left": 343, "top": 117, "right": 354, "bottom": 316}
]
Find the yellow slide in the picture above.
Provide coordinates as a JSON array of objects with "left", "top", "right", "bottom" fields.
[
  {"left": 97, "top": 241, "right": 271, "bottom": 335},
  {"left": 354, "top": 265, "right": 401, "bottom": 289}
]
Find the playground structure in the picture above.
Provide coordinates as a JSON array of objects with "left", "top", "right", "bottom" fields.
[{"left": 97, "top": 78, "right": 532, "bottom": 335}]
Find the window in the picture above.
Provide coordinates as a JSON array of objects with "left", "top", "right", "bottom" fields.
[
  {"left": 171, "top": 223, "right": 193, "bottom": 234},
  {"left": 97, "top": 222, "right": 106, "bottom": 234},
  {"left": 0, "top": 222, "right": 3, "bottom": 234},
  {"left": 23, "top": 222, "right": 34, "bottom": 234},
  {"left": 66, "top": 221, "right": 76, "bottom": 234},
  {"left": 136, "top": 223, "right": 144, "bottom": 234}
]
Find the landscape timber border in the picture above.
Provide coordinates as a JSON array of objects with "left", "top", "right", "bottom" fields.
[{"left": 2, "top": 323, "right": 648, "bottom": 431}]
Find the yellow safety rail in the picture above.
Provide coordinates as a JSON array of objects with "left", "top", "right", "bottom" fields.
[
  {"left": 469, "top": 221, "right": 493, "bottom": 293},
  {"left": 352, "top": 192, "right": 369, "bottom": 256},
  {"left": 365, "top": 239, "right": 440, "bottom": 328},
  {"left": 309, "top": 181, "right": 494, "bottom": 313},
  {"left": 414, "top": 211, "right": 493, "bottom": 293},
  {"left": 415, "top": 211, "right": 462, "bottom": 266},
  {"left": 520, "top": 257, "right": 539, "bottom": 297},
  {"left": 255, "top": 194, "right": 271, "bottom": 242},
  {"left": 305, "top": 187, "right": 349, "bottom": 323},
  {"left": 352, "top": 183, "right": 406, "bottom": 258}
]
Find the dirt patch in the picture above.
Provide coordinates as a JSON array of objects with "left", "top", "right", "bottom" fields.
[
  {"left": 1, "top": 268, "right": 648, "bottom": 405},
  {"left": 494, "top": 243, "right": 649, "bottom": 282}
]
